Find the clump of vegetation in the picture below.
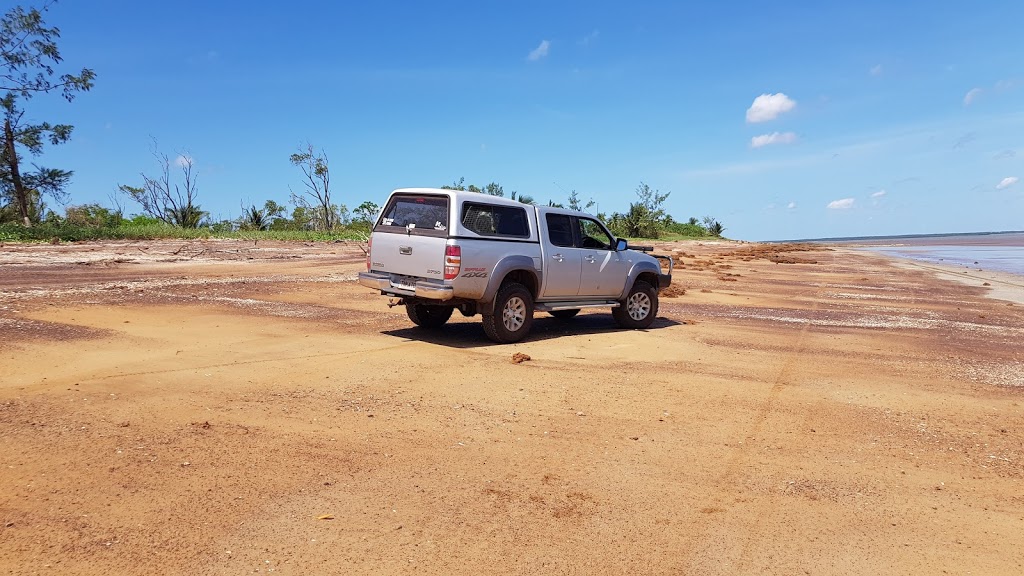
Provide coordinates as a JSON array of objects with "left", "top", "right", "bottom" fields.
[{"left": 601, "top": 183, "right": 725, "bottom": 240}]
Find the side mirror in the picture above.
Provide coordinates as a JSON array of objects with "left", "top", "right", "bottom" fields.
[{"left": 615, "top": 238, "right": 628, "bottom": 251}]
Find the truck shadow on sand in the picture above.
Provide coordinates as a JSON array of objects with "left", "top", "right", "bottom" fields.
[{"left": 380, "top": 314, "right": 682, "bottom": 349}]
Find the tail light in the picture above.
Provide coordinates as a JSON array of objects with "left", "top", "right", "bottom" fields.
[
  {"left": 366, "top": 236, "right": 372, "bottom": 271},
  {"left": 444, "top": 244, "right": 461, "bottom": 280}
]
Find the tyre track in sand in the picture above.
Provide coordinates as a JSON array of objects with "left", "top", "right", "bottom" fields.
[{"left": 678, "top": 250, "right": 834, "bottom": 574}]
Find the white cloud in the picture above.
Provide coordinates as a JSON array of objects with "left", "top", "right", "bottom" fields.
[
  {"left": 787, "top": 202, "right": 797, "bottom": 210},
  {"left": 746, "top": 93, "right": 796, "bottom": 123},
  {"left": 528, "top": 40, "right": 551, "bottom": 61},
  {"left": 174, "top": 154, "right": 193, "bottom": 167},
  {"left": 750, "top": 131, "right": 798, "bottom": 148},
  {"left": 870, "top": 64, "right": 883, "bottom": 76},
  {"left": 870, "top": 189, "right": 887, "bottom": 198},
  {"left": 827, "top": 198, "right": 855, "bottom": 210},
  {"left": 578, "top": 30, "right": 599, "bottom": 46},
  {"left": 996, "top": 176, "right": 1019, "bottom": 190},
  {"left": 963, "top": 87, "right": 982, "bottom": 106}
]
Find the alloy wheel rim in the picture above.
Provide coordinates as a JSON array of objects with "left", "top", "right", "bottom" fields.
[
  {"left": 627, "top": 292, "right": 651, "bottom": 321},
  {"left": 503, "top": 296, "right": 526, "bottom": 331}
]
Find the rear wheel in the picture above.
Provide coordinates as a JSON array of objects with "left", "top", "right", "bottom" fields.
[
  {"left": 406, "top": 303, "right": 454, "bottom": 328},
  {"left": 482, "top": 282, "right": 534, "bottom": 343},
  {"left": 549, "top": 309, "right": 580, "bottom": 320},
  {"left": 612, "top": 280, "right": 658, "bottom": 329}
]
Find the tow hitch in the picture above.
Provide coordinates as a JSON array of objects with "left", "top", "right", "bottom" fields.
[{"left": 387, "top": 298, "right": 406, "bottom": 308}]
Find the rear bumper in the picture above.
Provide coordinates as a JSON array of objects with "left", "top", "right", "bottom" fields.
[{"left": 357, "top": 271, "right": 454, "bottom": 301}]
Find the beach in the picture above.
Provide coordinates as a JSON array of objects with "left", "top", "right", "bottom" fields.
[
  {"left": 846, "top": 232, "right": 1024, "bottom": 305},
  {"left": 1, "top": 239, "right": 1022, "bottom": 574}
]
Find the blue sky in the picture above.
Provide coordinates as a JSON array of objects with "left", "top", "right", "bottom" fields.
[{"left": 23, "top": 0, "right": 1024, "bottom": 240}]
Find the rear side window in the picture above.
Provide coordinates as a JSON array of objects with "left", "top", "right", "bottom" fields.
[
  {"left": 376, "top": 194, "right": 449, "bottom": 235},
  {"left": 461, "top": 203, "right": 530, "bottom": 238},
  {"left": 545, "top": 214, "right": 574, "bottom": 247}
]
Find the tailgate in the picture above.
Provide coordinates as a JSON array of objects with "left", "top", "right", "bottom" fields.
[{"left": 370, "top": 231, "right": 447, "bottom": 280}]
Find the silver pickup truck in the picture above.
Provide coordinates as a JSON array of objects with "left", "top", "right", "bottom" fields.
[{"left": 358, "top": 188, "right": 673, "bottom": 343}]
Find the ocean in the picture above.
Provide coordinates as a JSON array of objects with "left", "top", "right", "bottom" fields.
[{"left": 831, "top": 232, "right": 1024, "bottom": 277}]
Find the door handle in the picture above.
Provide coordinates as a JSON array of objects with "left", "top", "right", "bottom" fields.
[
  {"left": 552, "top": 253, "right": 564, "bottom": 262},
  {"left": 584, "top": 255, "right": 596, "bottom": 262},
  {"left": 399, "top": 246, "right": 412, "bottom": 255}
]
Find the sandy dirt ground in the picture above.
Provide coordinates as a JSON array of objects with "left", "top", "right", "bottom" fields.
[{"left": 1, "top": 238, "right": 1022, "bottom": 575}]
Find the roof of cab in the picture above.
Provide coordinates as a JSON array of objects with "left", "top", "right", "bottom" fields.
[
  {"left": 390, "top": 188, "right": 599, "bottom": 220},
  {"left": 391, "top": 188, "right": 541, "bottom": 210}
]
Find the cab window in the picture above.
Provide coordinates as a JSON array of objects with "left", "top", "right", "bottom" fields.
[
  {"left": 577, "top": 218, "right": 613, "bottom": 249},
  {"left": 545, "top": 214, "right": 574, "bottom": 247},
  {"left": 462, "top": 203, "right": 530, "bottom": 238}
]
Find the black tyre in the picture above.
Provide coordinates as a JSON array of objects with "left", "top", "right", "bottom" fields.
[
  {"left": 549, "top": 309, "right": 580, "bottom": 320},
  {"left": 482, "top": 282, "right": 534, "bottom": 343},
  {"left": 612, "top": 280, "right": 658, "bottom": 329},
  {"left": 406, "top": 303, "right": 454, "bottom": 328}
]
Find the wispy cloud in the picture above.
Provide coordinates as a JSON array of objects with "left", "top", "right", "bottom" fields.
[
  {"left": 827, "top": 198, "right": 855, "bottom": 210},
  {"left": 787, "top": 202, "right": 797, "bottom": 210},
  {"left": 993, "top": 149, "right": 1016, "bottom": 160},
  {"left": 963, "top": 87, "right": 983, "bottom": 106},
  {"left": 996, "top": 176, "right": 1019, "bottom": 190},
  {"left": 174, "top": 154, "right": 193, "bottom": 167},
  {"left": 953, "top": 132, "right": 976, "bottom": 149},
  {"left": 870, "top": 189, "right": 887, "bottom": 198},
  {"left": 528, "top": 40, "right": 551, "bottom": 61},
  {"left": 746, "top": 93, "right": 796, "bottom": 123},
  {"left": 750, "top": 131, "right": 797, "bottom": 148},
  {"left": 870, "top": 64, "right": 883, "bottom": 76},
  {"left": 578, "top": 30, "right": 599, "bottom": 46}
]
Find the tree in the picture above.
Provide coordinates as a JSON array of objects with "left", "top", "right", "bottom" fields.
[
  {"left": 635, "top": 182, "right": 670, "bottom": 223},
  {"left": 566, "top": 189, "right": 594, "bottom": 212},
  {"left": 64, "top": 203, "right": 122, "bottom": 228},
  {"left": 289, "top": 143, "right": 335, "bottom": 230},
  {"left": 441, "top": 177, "right": 466, "bottom": 191},
  {"left": 702, "top": 216, "right": 725, "bottom": 237},
  {"left": 441, "top": 179, "right": 506, "bottom": 197},
  {"left": 1, "top": 3, "right": 95, "bottom": 226},
  {"left": 607, "top": 182, "right": 672, "bottom": 238},
  {"left": 510, "top": 191, "right": 534, "bottom": 205},
  {"left": 353, "top": 200, "right": 379, "bottom": 225},
  {"left": 483, "top": 182, "right": 504, "bottom": 197},
  {"left": 118, "top": 143, "right": 206, "bottom": 228},
  {"left": 239, "top": 200, "right": 285, "bottom": 231}
]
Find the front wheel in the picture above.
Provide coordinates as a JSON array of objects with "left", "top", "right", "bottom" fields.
[
  {"left": 482, "top": 282, "right": 534, "bottom": 343},
  {"left": 612, "top": 280, "right": 658, "bottom": 329},
  {"left": 406, "top": 303, "right": 454, "bottom": 328}
]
